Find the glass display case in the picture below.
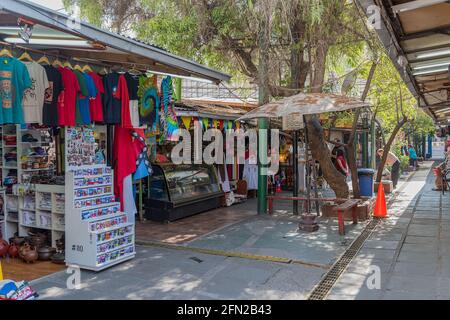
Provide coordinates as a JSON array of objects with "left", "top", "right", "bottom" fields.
[{"left": 144, "top": 163, "right": 223, "bottom": 222}]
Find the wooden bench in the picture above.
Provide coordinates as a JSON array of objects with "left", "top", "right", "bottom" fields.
[
  {"left": 332, "top": 199, "right": 360, "bottom": 236},
  {"left": 267, "top": 195, "right": 349, "bottom": 215}
]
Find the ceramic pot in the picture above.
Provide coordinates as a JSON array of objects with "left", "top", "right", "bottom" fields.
[
  {"left": 0, "top": 238, "right": 9, "bottom": 258},
  {"left": 51, "top": 252, "right": 65, "bottom": 265},
  {"left": 21, "top": 244, "right": 38, "bottom": 263},
  {"left": 9, "top": 235, "right": 25, "bottom": 246},
  {"left": 8, "top": 242, "right": 19, "bottom": 258},
  {"left": 38, "top": 246, "right": 56, "bottom": 261}
]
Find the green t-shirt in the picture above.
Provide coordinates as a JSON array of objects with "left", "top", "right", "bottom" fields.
[{"left": 74, "top": 70, "right": 89, "bottom": 124}]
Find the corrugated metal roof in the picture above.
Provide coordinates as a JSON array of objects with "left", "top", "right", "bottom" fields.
[
  {"left": 237, "top": 93, "right": 369, "bottom": 120},
  {"left": 0, "top": 0, "right": 231, "bottom": 83}
]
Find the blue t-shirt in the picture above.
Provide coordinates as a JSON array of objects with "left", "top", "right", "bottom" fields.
[
  {"left": 409, "top": 148, "right": 417, "bottom": 160},
  {"left": 0, "top": 56, "right": 32, "bottom": 124}
]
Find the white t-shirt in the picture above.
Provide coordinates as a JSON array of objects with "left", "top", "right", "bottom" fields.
[{"left": 23, "top": 61, "right": 49, "bottom": 123}]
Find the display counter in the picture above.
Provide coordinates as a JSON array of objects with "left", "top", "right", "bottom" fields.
[{"left": 144, "top": 163, "right": 223, "bottom": 222}]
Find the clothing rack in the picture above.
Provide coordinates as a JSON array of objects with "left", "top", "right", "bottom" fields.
[{"left": 0, "top": 40, "right": 115, "bottom": 70}]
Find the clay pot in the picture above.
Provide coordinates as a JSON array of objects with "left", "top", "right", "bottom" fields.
[
  {"left": 0, "top": 238, "right": 9, "bottom": 258},
  {"left": 38, "top": 246, "right": 56, "bottom": 261},
  {"left": 20, "top": 244, "right": 38, "bottom": 263},
  {"left": 9, "top": 235, "right": 25, "bottom": 246},
  {"left": 8, "top": 242, "right": 19, "bottom": 258}
]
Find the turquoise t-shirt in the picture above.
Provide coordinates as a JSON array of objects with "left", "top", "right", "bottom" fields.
[{"left": 0, "top": 56, "right": 32, "bottom": 124}]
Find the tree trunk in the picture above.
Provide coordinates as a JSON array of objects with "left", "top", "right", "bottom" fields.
[
  {"left": 375, "top": 117, "right": 408, "bottom": 183},
  {"left": 346, "top": 62, "right": 378, "bottom": 198},
  {"left": 306, "top": 116, "right": 349, "bottom": 198}
]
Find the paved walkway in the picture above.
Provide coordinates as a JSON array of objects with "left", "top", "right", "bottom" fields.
[{"left": 328, "top": 161, "right": 450, "bottom": 300}]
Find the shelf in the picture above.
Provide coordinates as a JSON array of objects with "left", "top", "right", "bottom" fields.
[
  {"left": 53, "top": 227, "right": 65, "bottom": 232},
  {"left": 74, "top": 183, "right": 112, "bottom": 190},
  {"left": 22, "top": 168, "right": 54, "bottom": 172},
  {"left": 97, "top": 240, "right": 134, "bottom": 256},
  {"left": 74, "top": 192, "right": 113, "bottom": 201},
  {"left": 35, "top": 224, "right": 52, "bottom": 230},
  {"left": 80, "top": 202, "right": 120, "bottom": 211},
  {"left": 74, "top": 174, "right": 112, "bottom": 180},
  {"left": 2, "top": 166, "right": 18, "bottom": 169},
  {"left": 3, "top": 145, "right": 17, "bottom": 148},
  {"left": 97, "top": 231, "right": 134, "bottom": 245},
  {"left": 21, "top": 223, "right": 37, "bottom": 228},
  {"left": 20, "top": 142, "right": 50, "bottom": 145},
  {"left": 95, "top": 249, "right": 135, "bottom": 268},
  {"left": 90, "top": 222, "right": 133, "bottom": 234},
  {"left": 37, "top": 207, "right": 52, "bottom": 211},
  {"left": 7, "top": 219, "right": 18, "bottom": 223},
  {"left": 52, "top": 210, "right": 65, "bottom": 215},
  {"left": 82, "top": 209, "right": 123, "bottom": 222},
  {"left": 20, "top": 208, "right": 36, "bottom": 211}
]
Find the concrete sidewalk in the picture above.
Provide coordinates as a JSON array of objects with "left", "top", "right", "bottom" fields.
[{"left": 328, "top": 161, "right": 450, "bottom": 300}]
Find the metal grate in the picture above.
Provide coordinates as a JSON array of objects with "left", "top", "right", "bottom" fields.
[{"left": 307, "top": 219, "right": 380, "bottom": 300}]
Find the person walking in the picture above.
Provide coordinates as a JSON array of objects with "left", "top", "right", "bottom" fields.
[
  {"left": 377, "top": 148, "right": 400, "bottom": 189},
  {"left": 408, "top": 145, "right": 418, "bottom": 170}
]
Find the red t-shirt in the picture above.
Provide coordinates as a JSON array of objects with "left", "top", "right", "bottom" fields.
[
  {"left": 58, "top": 67, "right": 80, "bottom": 126},
  {"left": 88, "top": 72, "right": 105, "bottom": 122},
  {"left": 114, "top": 74, "right": 132, "bottom": 128}
]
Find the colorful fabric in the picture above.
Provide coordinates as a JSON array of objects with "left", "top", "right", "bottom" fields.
[
  {"left": 114, "top": 74, "right": 132, "bottom": 128},
  {"left": 57, "top": 67, "right": 80, "bottom": 126},
  {"left": 88, "top": 72, "right": 104, "bottom": 122}
]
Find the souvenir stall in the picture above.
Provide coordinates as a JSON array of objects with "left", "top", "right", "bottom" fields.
[
  {"left": 0, "top": 0, "right": 230, "bottom": 279},
  {"left": 142, "top": 99, "right": 257, "bottom": 222}
]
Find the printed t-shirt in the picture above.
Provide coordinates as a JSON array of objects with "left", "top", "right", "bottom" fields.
[
  {"left": 88, "top": 72, "right": 104, "bottom": 122},
  {"left": 103, "top": 72, "right": 121, "bottom": 124},
  {"left": 43, "top": 65, "right": 62, "bottom": 126},
  {"left": 74, "top": 70, "right": 89, "bottom": 125},
  {"left": 58, "top": 67, "right": 80, "bottom": 126},
  {"left": 0, "top": 56, "right": 32, "bottom": 124},
  {"left": 23, "top": 61, "right": 49, "bottom": 124}
]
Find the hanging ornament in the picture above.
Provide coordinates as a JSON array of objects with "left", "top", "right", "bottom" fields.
[
  {"left": 202, "top": 118, "right": 209, "bottom": 129},
  {"left": 236, "top": 121, "right": 241, "bottom": 129},
  {"left": 219, "top": 119, "right": 224, "bottom": 130},
  {"left": 181, "top": 116, "right": 192, "bottom": 130}
]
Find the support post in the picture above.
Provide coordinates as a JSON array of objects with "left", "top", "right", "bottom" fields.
[
  {"left": 370, "top": 118, "right": 376, "bottom": 169},
  {"left": 175, "top": 78, "right": 182, "bottom": 102},
  {"left": 257, "top": 118, "right": 268, "bottom": 214},
  {"left": 293, "top": 130, "right": 299, "bottom": 215}
]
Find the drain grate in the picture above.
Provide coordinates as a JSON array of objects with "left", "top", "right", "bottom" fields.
[{"left": 307, "top": 219, "right": 379, "bottom": 300}]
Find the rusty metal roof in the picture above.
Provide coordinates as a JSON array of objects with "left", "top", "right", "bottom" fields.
[
  {"left": 237, "top": 93, "right": 369, "bottom": 120},
  {"left": 356, "top": 0, "right": 450, "bottom": 124}
]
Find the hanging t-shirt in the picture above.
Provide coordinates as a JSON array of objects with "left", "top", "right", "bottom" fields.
[
  {"left": 103, "top": 72, "right": 121, "bottom": 124},
  {"left": 124, "top": 73, "right": 139, "bottom": 128},
  {"left": 23, "top": 61, "right": 49, "bottom": 124},
  {"left": 88, "top": 72, "right": 104, "bottom": 122},
  {"left": 58, "top": 67, "right": 80, "bottom": 126},
  {"left": 114, "top": 74, "right": 132, "bottom": 128},
  {"left": 74, "top": 70, "right": 89, "bottom": 125},
  {"left": 124, "top": 73, "right": 139, "bottom": 100},
  {"left": 0, "top": 57, "right": 32, "bottom": 124},
  {"left": 78, "top": 72, "right": 97, "bottom": 124},
  {"left": 42, "top": 65, "right": 62, "bottom": 126}
]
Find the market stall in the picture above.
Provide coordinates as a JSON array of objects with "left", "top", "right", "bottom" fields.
[{"left": 0, "top": 0, "right": 230, "bottom": 279}]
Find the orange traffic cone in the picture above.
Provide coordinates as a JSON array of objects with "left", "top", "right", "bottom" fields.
[{"left": 374, "top": 183, "right": 387, "bottom": 218}]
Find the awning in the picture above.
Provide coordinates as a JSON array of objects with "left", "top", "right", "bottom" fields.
[
  {"left": 355, "top": 0, "right": 450, "bottom": 124},
  {"left": 237, "top": 93, "right": 369, "bottom": 120},
  {"left": 0, "top": 0, "right": 231, "bottom": 84}
]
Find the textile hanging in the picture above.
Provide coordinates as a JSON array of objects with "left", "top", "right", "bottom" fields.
[
  {"left": 236, "top": 121, "right": 241, "bottom": 129},
  {"left": 161, "top": 76, "right": 179, "bottom": 141},
  {"left": 219, "top": 119, "right": 224, "bottom": 130},
  {"left": 132, "top": 130, "right": 152, "bottom": 180}
]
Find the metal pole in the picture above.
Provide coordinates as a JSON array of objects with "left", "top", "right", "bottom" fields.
[
  {"left": 370, "top": 118, "right": 376, "bottom": 169},
  {"left": 293, "top": 130, "right": 299, "bottom": 215},
  {"left": 303, "top": 116, "right": 311, "bottom": 214},
  {"left": 257, "top": 118, "right": 268, "bottom": 214}
]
